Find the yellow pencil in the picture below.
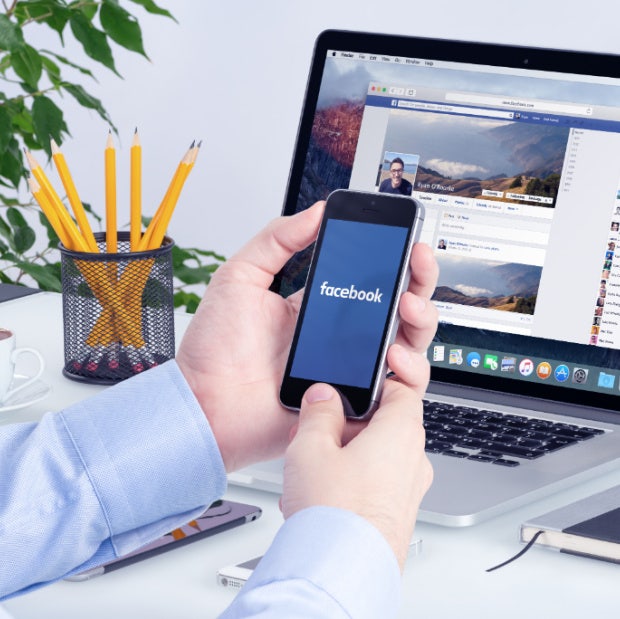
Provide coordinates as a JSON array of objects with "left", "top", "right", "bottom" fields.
[
  {"left": 105, "top": 130, "right": 117, "bottom": 254},
  {"left": 50, "top": 139, "right": 98, "bottom": 252},
  {"left": 139, "top": 142, "right": 199, "bottom": 251},
  {"left": 28, "top": 176, "right": 89, "bottom": 252},
  {"left": 130, "top": 128, "right": 142, "bottom": 251},
  {"left": 25, "top": 150, "right": 86, "bottom": 249},
  {"left": 138, "top": 142, "right": 193, "bottom": 250}
]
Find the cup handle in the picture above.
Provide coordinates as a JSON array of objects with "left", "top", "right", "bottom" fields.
[{"left": 5, "top": 348, "right": 45, "bottom": 401}]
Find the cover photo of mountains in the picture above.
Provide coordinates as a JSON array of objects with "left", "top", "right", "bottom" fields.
[{"left": 382, "top": 110, "right": 570, "bottom": 208}]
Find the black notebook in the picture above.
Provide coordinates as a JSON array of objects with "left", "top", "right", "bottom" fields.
[
  {"left": 0, "top": 283, "right": 40, "bottom": 303},
  {"left": 520, "top": 484, "right": 620, "bottom": 563}
]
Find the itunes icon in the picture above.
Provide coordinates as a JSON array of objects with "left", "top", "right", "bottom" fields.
[{"left": 519, "top": 358, "right": 534, "bottom": 377}]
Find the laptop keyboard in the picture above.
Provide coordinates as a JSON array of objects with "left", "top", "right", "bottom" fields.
[{"left": 423, "top": 400, "right": 605, "bottom": 467}]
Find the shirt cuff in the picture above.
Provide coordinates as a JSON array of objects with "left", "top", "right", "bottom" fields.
[
  {"left": 241, "top": 506, "right": 402, "bottom": 618},
  {"left": 59, "top": 360, "right": 227, "bottom": 556}
]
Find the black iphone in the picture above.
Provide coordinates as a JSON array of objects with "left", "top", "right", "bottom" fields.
[
  {"left": 279, "top": 189, "right": 424, "bottom": 419},
  {"left": 65, "top": 500, "right": 262, "bottom": 581}
]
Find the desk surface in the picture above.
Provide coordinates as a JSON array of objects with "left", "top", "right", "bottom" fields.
[{"left": 2, "top": 293, "right": 619, "bottom": 618}]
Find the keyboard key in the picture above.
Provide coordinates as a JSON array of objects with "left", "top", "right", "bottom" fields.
[
  {"left": 443, "top": 450, "right": 470, "bottom": 458},
  {"left": 493, "top": 458, "right": 520, "bottom": 467},
  {"left": 467, "top": 454, "right": 498, "bottom": 463}
]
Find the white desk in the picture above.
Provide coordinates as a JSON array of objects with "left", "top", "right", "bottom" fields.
[{"left": 2, "top": 292, "right": 619, "bottom": 618}]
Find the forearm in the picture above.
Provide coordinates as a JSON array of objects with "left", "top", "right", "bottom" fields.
[{"left": 0, "top": 361, "right": 226, "bottom": 600}]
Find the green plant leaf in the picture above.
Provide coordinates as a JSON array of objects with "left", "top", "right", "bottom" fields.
[
  {"left": 0, "top": 55, "right": 11, "bottom": 73},
  {"left": 0, "top": 269, "right": 15, "bottom": 284},
  {"left": 185, "top": 246, "right": 227, "bottom": 262},
  {"left": 128, "top": 0, "right": 177, "bottom": 21},
  {"left": 15, "top": 260, "right": 62, "bottom": 291},
  {"left": 69, "top": 12, "right": 118, "bottom": 75},
  {"left": 38, "top": 210, "right": 60, "bottom": 247},
  {"left": 41, "top": 55, "right": 61, "bottom": 86},
  {"left": 14, "top": 1, "right": 70, "bottom": 37},
  {"left": 10, "top": 44, "right": 43, "bottom": 88},
  {"left": 42, "top": 50, "right": 96, "bottom": 80},
  {"left": 0, "top": 14, "right": 25, "bottom": 52},
  {"left": 81, "top": 201, "right": 102, "bottom": 225},
  {"left": 6, "top": 205, "right": 27, "bottom": 227},
  {"left": 7, "top": 206, "right": 36, "bottom": 253},
  {"left": 0, "top": 213, "right": 12, "bottom": 241},
  {"left": 0, "top": 105, "right": 11, "bottom": 153},
  {"left": 70, "top": 0, "right": 98, "bottom": 21},
  {"left": 173, "top": 290, "right": 201, "bottom": 314},
  {"left": 0, "top": 192, "right": 21, "bottom": 206},
  {"left": 174, "top": 262, "right": 220, "bottom": 286},
  {"left": 12, "top": 224, "right": 36, "bottom": 253},
  {"left": 100, "top": 1, "right": 147, "bottom": 57},
  {"left": 32, "top": 95, "right": 68, "bottom": 155},
  {"left": 61, "top": 82, "right": 115, "bottom": 127},
  {"left": 0, "top": 138, "right": 24, "bottom": 187}
]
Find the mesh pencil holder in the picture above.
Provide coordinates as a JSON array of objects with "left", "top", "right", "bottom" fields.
[{"left": 60, "top": 232, "right": 175, "bottom": 384}]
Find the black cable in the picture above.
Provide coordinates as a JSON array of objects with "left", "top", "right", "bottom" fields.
[{"left": 486, "top": 530, "right": 545, "bottom": 572}]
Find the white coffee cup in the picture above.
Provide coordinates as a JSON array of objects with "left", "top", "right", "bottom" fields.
[{"left": 0, "top": 328, "right": 45, "bottom": 405}]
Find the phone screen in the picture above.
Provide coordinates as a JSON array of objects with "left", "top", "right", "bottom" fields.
[
  {"left": 280, "top": 190, "right": 422, "bottom": 417},
  {"left": 290, "top": 218, "right": 409, "bottom": 388}
]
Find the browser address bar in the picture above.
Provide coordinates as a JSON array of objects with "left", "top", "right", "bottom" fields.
[
  {"left": 396, "top": 99, "right": 515, "bottom": 120},
  {"left": 446, "top": 92, "right": 593, "bottom": 116}
]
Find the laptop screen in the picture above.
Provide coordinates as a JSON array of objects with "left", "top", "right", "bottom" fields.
[{"left": 274, "top": 30, "right": 620, "bottom": 413}]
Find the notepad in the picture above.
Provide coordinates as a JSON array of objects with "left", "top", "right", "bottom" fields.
[{"left": 520, "top": 485, "right": 620, "bottom": 564}]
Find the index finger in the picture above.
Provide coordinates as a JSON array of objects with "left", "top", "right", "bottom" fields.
[{"left": 407, "top": 243, "right": 439, "bottom": 301}]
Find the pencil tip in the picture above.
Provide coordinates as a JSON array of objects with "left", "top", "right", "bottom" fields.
[
  {"left": 23, "top": 148, "right": 35, "bottom": 168},
  {"left": 197, "top": 140, "right": 203, "bottom": 148}
]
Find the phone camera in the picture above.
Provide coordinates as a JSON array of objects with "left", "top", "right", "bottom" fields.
[{"left": 523, "top": 58, "right": 529, "bottom": 65}]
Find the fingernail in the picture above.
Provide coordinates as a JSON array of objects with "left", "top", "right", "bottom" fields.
[{"left": 305, "top": 383, "right": 334, "bottom": 403}]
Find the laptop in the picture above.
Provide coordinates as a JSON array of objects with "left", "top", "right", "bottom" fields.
[{"left": 228, "top": 30, "right": 620, "bottom": 526}]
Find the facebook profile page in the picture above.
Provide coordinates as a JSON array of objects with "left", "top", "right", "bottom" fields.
[{"left": 290, "top": 218, "right": 409, "bottom": 388}]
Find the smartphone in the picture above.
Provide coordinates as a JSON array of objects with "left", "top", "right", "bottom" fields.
[
  {"left": 279, "top": 189, "right": 424, "bottom": 419},
  {"left": 66, "top": 500, "right": 262, "bottom": 581},
  {"left": 216, "top": 536, "right": 423, "bottom": 591},
  {"left": 217, "top": 555, "right": 263, "bottom": 590}
]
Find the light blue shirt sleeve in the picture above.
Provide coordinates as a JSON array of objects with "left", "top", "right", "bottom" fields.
[
  {"left": 0, "top": 360, "right": 226, "bottom": 600},
  {"left": 0, "top": 360, "right": 403, "bottom": 618},
  {"left": 221, "top": 506, "right": 402, "bottom": 619}
]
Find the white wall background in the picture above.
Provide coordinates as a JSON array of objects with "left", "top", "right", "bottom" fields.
[{"left": 33, "top": 0, "right": 620, "bottom": 260}]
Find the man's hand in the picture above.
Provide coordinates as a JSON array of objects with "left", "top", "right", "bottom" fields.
[
  {"left": 176, "top": 201, "right": 438, "bottom": 472},
  {"left": 281, "top": 379, "right": 432, "bottom": 571}
]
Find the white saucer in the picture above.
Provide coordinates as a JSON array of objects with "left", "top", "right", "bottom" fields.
[{"left": 0, "top": 375, "right": 51, "bottom": 414}]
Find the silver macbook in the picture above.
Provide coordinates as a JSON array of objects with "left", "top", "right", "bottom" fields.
[{"left": 229, "top": 30, "right": 620, "bottom": 526}]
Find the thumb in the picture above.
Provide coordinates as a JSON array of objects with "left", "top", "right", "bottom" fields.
[{"left": 296, "top": 383, "right": 346, "bottom": 447}]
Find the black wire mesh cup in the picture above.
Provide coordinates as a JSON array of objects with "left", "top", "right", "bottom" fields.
[{"left": 60, "top": 232, "right": 175, "bottom": 384}]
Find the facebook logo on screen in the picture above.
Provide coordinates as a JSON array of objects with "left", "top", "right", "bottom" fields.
[{"left": 290, "top": 218, "right": 408, "bottom": 388}]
